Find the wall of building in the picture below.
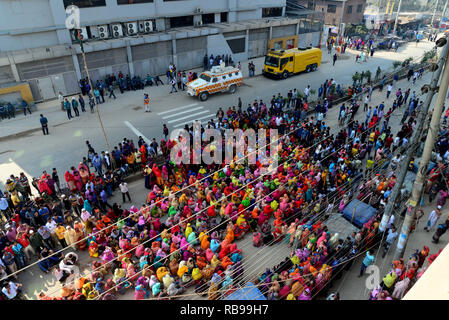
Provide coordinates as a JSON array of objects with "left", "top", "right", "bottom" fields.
[
  {"left": 248, "top": 28, "right": 270, "bottom": 58},
  {"left": 295, "top": 0, "right": 366, "bottom": 25},
  {"left": 0, "top": 0, "right": 286, "bottom": 52}
]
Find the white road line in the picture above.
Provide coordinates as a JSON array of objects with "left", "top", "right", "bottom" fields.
[
  {"left": 167, "top": 110, "right": 210, "bottom": 124},
  {"left": 173, "top": 114, "right": 216, "bottom": 127},
  {"left": 157, "top": 103, "right": 199, "bottom": 115},
  {"left": 162, "top": 106, "right": 204, "bottom": 119},
  {"left": 124, "top": 120, "right": 151, "bottom": 145}
]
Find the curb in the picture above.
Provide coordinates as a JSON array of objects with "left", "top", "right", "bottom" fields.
[
  {"left": 0, "top": 120, "right": 73, "bottom": 142},
  {"left": 0, "top": 127, "right": 41, "bottom": 142}
]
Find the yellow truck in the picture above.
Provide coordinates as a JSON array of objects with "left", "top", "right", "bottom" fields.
[{"left": 262, "top": 47, "right": 322, "bottom": 79}]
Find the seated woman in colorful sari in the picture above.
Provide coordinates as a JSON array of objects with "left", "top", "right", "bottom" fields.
[{"left": 88, "top": 240, "right": 99, "bottom": 258}]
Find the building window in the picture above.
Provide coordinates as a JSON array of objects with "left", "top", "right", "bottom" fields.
[
  {"left": 202, "top": 13, "right": 215, "bottom": 24},
  {"left": 262, "top": 7, "right": 283, "bottom": 18},
  {"left": 346, "top": 5, "right": 352, "bottom": 13},
  {"left": 307, "top": 1, "right": 314, "bottom": 9},
  {"left": 327, "top": 4, "right": 336, "bottom": 13},
  {"left": 357, "top": 4, "right": 363, "bottom": 12},
  {"left": 63, "top": 0, "right": 106, "bottom": 8},
  {"left": 169, "top": 15, "right": 193, "bottom": 28},
  {"left": 117, "top": 0, "right": 153, "bottom": 4},
  {"left": 226, "top": 38, "right": 245, "bottom": 53},
  {"left": 221, "top": 12, "right": 228, "bottom": 22}
]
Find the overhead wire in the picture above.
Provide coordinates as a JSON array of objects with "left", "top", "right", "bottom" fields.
[{"left": 17, "top": 48, "right": 428, "bottom": 296}]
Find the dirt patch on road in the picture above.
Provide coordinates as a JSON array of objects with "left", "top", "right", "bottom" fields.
[{"left": 133, "top": 106, "right": 143, "bottom": 111}]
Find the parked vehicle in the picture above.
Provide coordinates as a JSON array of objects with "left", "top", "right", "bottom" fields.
[
  {"left": 187, "top": 64, "right": 242, "bottom": 101},
  {"left": 262, "top": 47, "right": 322, "bottom": 79}
]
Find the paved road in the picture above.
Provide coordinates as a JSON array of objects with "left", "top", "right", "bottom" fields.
[
  {"left": 0, "top": 39, "right": 435, "bottom": 185},
  {"left": 15, "top": 56, "right": 446, "bottom": 299}
]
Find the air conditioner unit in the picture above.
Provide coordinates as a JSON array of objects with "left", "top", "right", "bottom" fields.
[
  {"left": 195, "top": 21, "right": 203, "bottom": 27},
  {"left": 139, "top": 20, "right": 153, "bottom": 33},
  {"left": 111, "top": 24, "right": 123, "bottom": 38},
  {"left": 98, "top": 25, "right": 109, "bottom": 39},
  {"left": 89, "top": 26, "right": 99, "bottom": 39},
  {"left": 127, "top": 22, "right": 138, "bottom": 35},
  {"left": 71, "top": 27, "right": 88, "bottom": 41},
  {"left": 195, "top": 7, "right": 201, "bottom": 13}
]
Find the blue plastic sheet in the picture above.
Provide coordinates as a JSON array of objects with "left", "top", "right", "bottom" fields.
[
  {"left": 342, "top": 199, "right": 377, "bottom": 228},
  {"left": 224, "top": 282, "right": 267, "bottom": 300}
]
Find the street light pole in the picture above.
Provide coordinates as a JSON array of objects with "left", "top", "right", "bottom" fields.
[
  {"left": 392, "top": 0, "right": 402, "bottom": 36},
  {"left": 394, "top": 38, "right": 449, "bottom": 259},
  {"left": 74, "top": 29, "right": 114, "bottom": 167}
]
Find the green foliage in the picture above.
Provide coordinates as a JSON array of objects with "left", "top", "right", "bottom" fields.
[
  {"left": 309, "top": 89, "right": 316, "bottom": 95},
  {"left": 392, "top": 61, "right": 402, "bottom": 69},
  {"left": 352, "top": 72, "right": 361, "bottom": 85},
  {"left": 345, "top": 24, "right": 369, "bottom": 37},
  {"left": 402, "top": 57, "right": 413, "bottom": 67},
  {"left": 421, "top": 49, "right": 437, "bottom": 64},
  {"left": 364, "top": 70, "right": 372, "bottom": 83}
]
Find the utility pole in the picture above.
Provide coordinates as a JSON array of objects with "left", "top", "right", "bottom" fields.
[
  {"left": 431, "top": 0, "right": 440, "bottom": 29},
  {"left": 442, "top": 0, "right": 449, "bottom": 28},
  {"left": 392, "top": 0, "right": 402, "bottom": 36},
  {"left": 379, "top": 38, "right": 449, "bottom": 234},
  {"left": 337, "top": 0, "right": 347, "bottom": 45},
  {"left": 394, "top": 38, "right": 449, "bottom": 259},
  {"left": 73, "top": 29, "right": 114, "bottom": 167}
]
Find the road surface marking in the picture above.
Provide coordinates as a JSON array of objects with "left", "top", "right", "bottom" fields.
[
  {"left": 157, "top": 103, "right": 198, "bottom": 115},
  {"left": 173, "top": 114, "right": 216, "bottom": 127},
  {"left": 124, "top": 121, "right": 151, "bottom": 145},
  {"left": 162, "top": 106, "right": 204, "bottom": 119},
  {"left": 167, "top": 110, "right": 210, "bottom": 124}
]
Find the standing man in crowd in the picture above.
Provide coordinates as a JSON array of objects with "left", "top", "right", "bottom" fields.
[
  {"left": 71, "top": 97, "right": 80, "bottom": 117},
  {"left": 40, "top": 114, "right": 49, "bottom": 135},
  {"left": 119, "top": 181, "right": 131, "bottom": 203},
  {"left": 64, "top": 98, "right": 72, "bottom": 120},
  {"left": 170, "top": 77, "right": 178, "bottom": 93},
  {"left": 144, "top": 93, "right": 150, "bottom": 112}
]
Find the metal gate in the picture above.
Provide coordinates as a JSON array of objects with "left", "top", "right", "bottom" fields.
[{"left": 51, "top": 75, "right": 66, "bottom": 96}]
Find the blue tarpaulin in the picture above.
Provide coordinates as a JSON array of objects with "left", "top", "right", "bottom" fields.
[
  {"left": 224, "top": 282, "right": 267, "bottom": 300},
  {"left": 342, "top": 199, "right": 377, "bottom": 228}
]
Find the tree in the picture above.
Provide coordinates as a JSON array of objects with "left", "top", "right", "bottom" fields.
[
  {"left": 352, "top": 72, "right": 361, "bottom": 86},
  {"left": 364, "top": 70, "right": 372, "bottom": 83},
  {"left": 392, "top": 61, "right": 402, "bottom": 69}
]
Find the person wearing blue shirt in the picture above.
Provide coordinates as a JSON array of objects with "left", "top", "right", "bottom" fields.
[
  {"left": 39, "top": 114, "right": 49, "bottom": 135},
  {"left": 92, "top": 153, "right": 103, "bottom": 175},
  {"left": 11, "top": 241, "right": 27, "bottom": 268},
  {"left": 359, "top": 249, "right": 375, "bottom": 277},
  {"left": 38, "top": 206, "right": 50, "bottom": 222},
  {"left": 64, "top": 98, "right": 72, "bottom": 119},
  {"left": 22, "top": 100, "right": 32, "bottom": 116}
]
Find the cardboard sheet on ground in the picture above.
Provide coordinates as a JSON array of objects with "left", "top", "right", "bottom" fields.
[
  {"left": 224, "top": 282, "right": 267, "bottom": 300},
  {"left": 342, "top": 199, "right": 377, "bottom": 228}
]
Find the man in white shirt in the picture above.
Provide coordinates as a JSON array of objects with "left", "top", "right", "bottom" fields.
[
  {"left": 45, "top": 218, "right": 59, "bottom": 247},
  {"left": 292, "top": 89, "right": 298, "bottom": 107},
  {"left": 119, "top": 182, "right": 131, "bottom": 203},
  {"left": 275, "top": 116, "right": 282, "bottom": 127},
  {"left": 387, "top": 84, "right": 393, "bottom": 99},
  {"left": 304, "top": 85, "right": 310, "bottom": 102},
  {"left": 58, "top": 92, "right": 64, "bottom": 110},
  {"left": 2, "top": 281, "right": 21, "bottom": 299},
  {"left": 391, "top": 154, "right": 400, "bottom": 169}
]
